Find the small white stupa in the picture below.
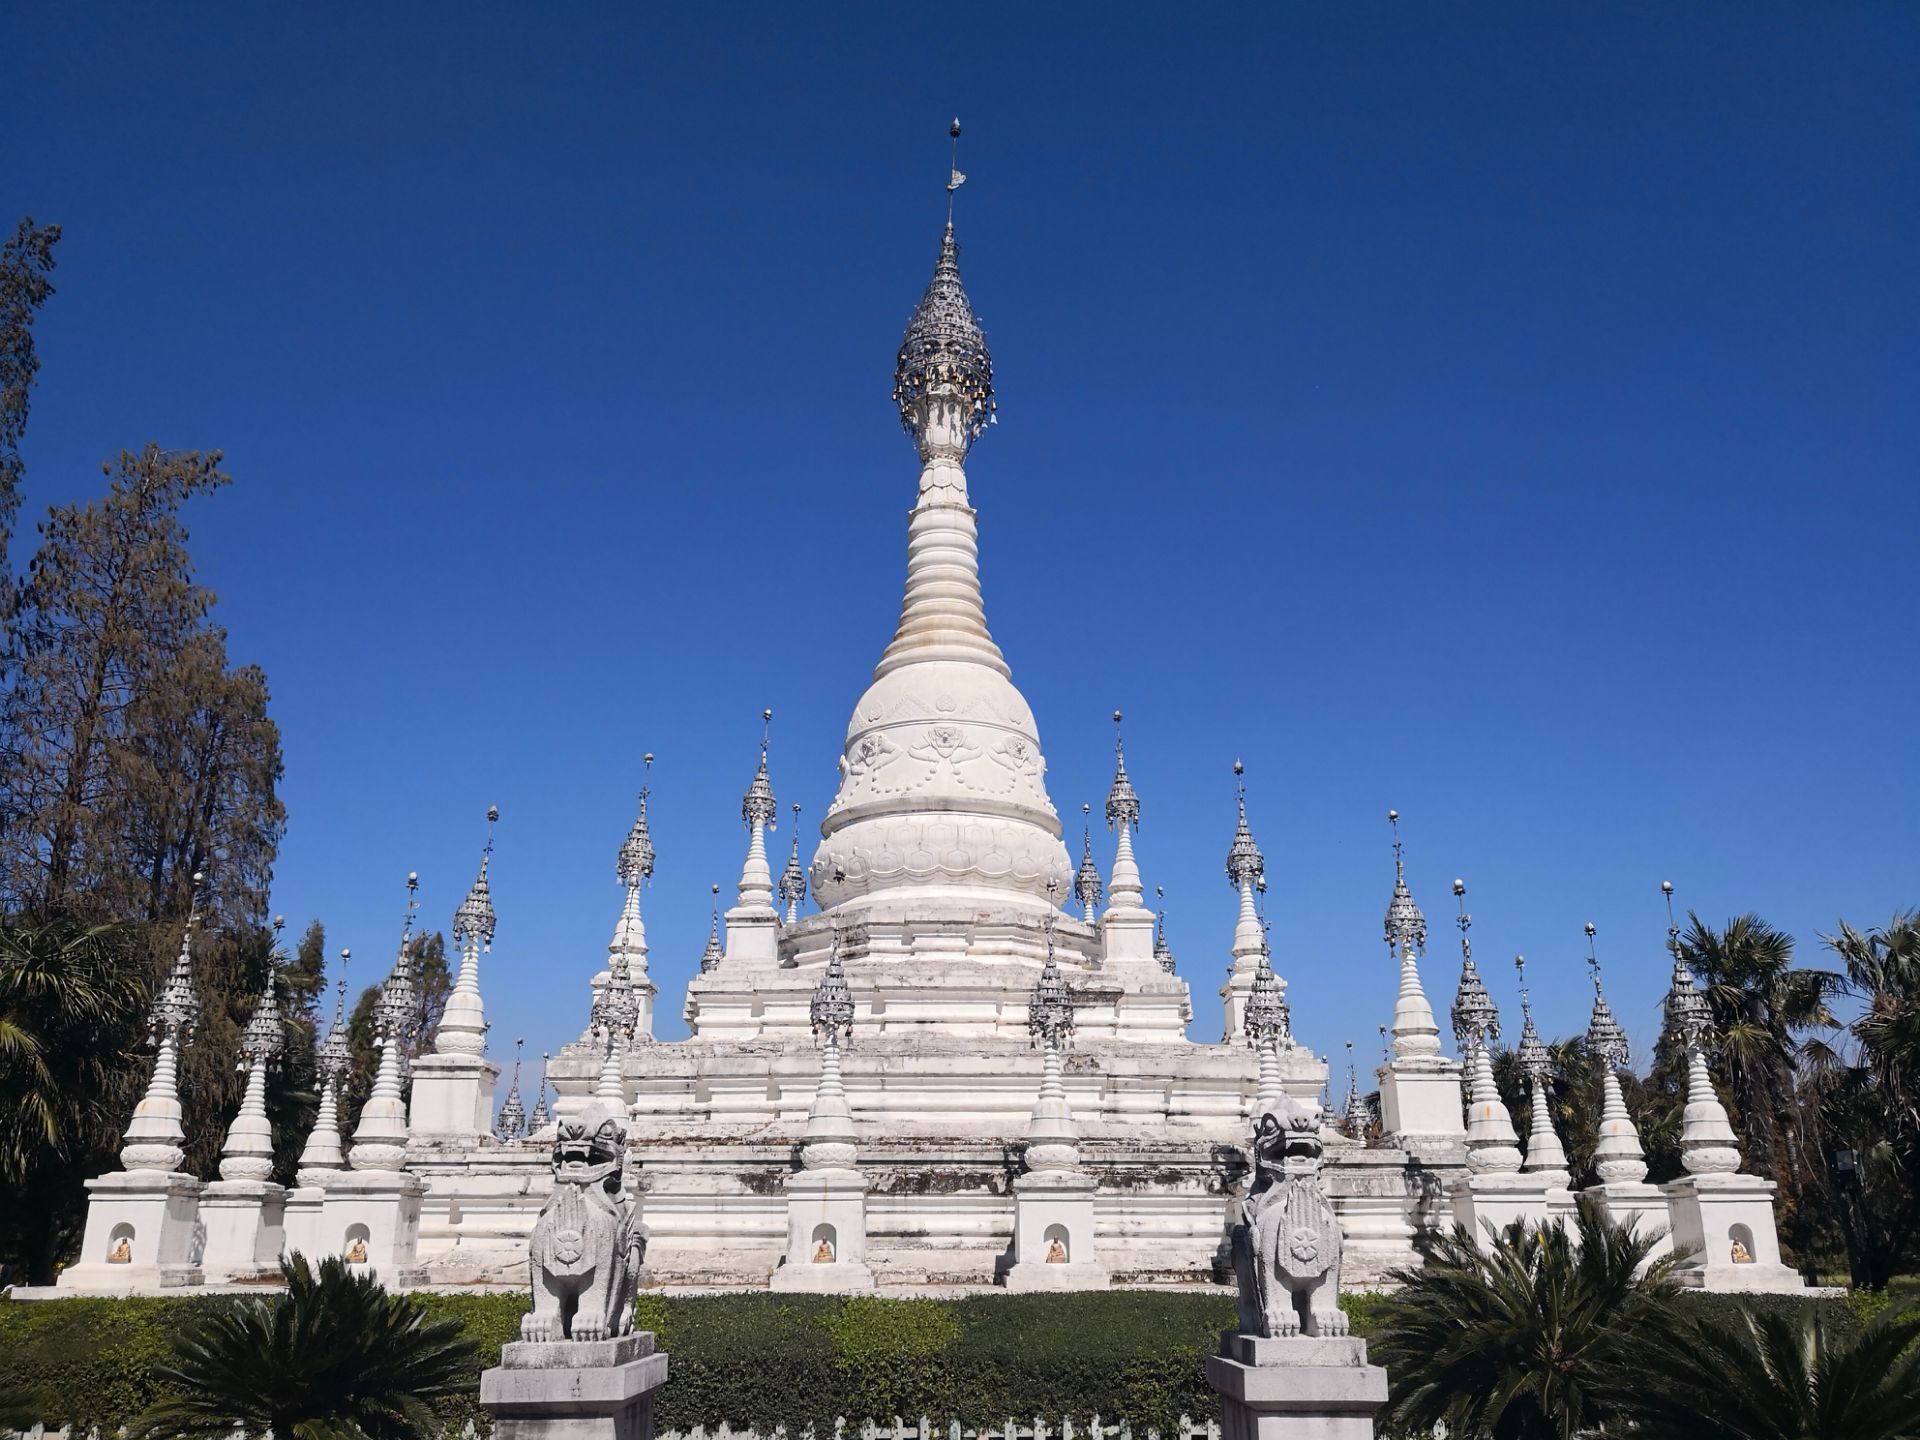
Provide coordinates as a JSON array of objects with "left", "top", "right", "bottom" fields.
[
  {"left": 60, "top": 875, "right": 211, "bottom": 1292},
  {"left": 771, "top": 922, "right": 875, "bottom": 1292},
  {"left": 1657, "top": 884, "right": 1803, "bottom": 1292},
  {"left": 1448, "top": 881, "right": 1551, "bottom": 1237}
]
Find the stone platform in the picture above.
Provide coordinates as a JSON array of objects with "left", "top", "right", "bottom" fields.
[
  {"left": 406, "top": 1109, "right": 1452, "bottom": 1289},
  {"left": 480, "top": 1333, "right": 669, "bottom": 1440},
  {"left": 1206, "top": 1335, "right": 1389, "bottom": 1440}
]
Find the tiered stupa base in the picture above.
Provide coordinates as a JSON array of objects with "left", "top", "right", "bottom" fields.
[{"left": 403, "top": 1016, "right": 1454, "bottom": 1290}]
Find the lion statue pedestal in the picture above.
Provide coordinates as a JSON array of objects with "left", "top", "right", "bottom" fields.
[
  {"left": 479, "top": 1102, "right": 668, "bottom": 1440},
  {"left": 1205, "top": 1098, "right": 1388, "bottom": 1440}
]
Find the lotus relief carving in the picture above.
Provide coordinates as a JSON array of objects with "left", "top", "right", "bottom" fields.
[{"left": 908, "top": 724, "right": 981, "bottom": 770}]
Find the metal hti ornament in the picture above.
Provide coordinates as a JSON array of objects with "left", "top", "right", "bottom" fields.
[
  {"left": 1026, "top": 917, "right": 1075, "bottom": 1050},
  {"left": 1384, "top": 810, "right": 1427, "bottom": 957},
  {"left": 812, "top": 923, "right": 860, "bottom": 1046},
  {"left": 1662, "top": 881, "right": 1713, "bottom": 1050},
  {"left": 316, "top": 963, "right": 352, "bottom": 1082},
  {"left": 1585, "top": 922, "right": 1630, "bottom": 1071},
  {"left": 1225, "top": 760, "right": 1264, "bottom": 891},
  {"left": 742, "top": 710, "right": 777, "bottom": 830},
  {"left": 593, "top": 950, "right": 641, "bottom": 1046},
  {"left": 1074, "top": 809, "right": 1103, "bottom": 917},
  {"left": 699, "top": 884, "right": 723, "bottom": 973},
  {"left": 1514, "top": 953, "right": 1552, "bottom": 1083},
  {"left": 892, "top": 122, "right": 996, "bottom": 453},
  {"left": 238, "top": 916, "right": 287, "bottom": 1072},
  {"left": 778, "top": 804, "right": 808, "bottom": 918},
  {"left": 527, "top": 1052, "right": 552, "bottom": 1132},
  {"left": 1106, "top": 711, "right": 1140, "bottom": 832},
  {"left": 1244, "top": 942, "right": 1291, "bottom": 1049},
  {"left": 1154, "top": 889, "right": 1176, "bottom": 974},
  {"left": 375, "top": 874, "right": 424, "bottom": 1071},
  {"left": 1449, "top": 879, "right": 1500, "bottom": 1052},
  {"left": 149, "top": 871, "right": 206, "bottom": 1046},
  {"left": 454, "top": 806, "right": 500, "bottom": 950},
  {"left": 618, "top": 773, "right": 656, "bottom": 890},
  {"left": 496, "top": 1038, "right": 527, "bottom": 1140}
]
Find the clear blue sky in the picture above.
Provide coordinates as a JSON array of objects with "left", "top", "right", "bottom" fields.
[{"left": 5, "top": 6, "right": 1915, "bottom": 1097}]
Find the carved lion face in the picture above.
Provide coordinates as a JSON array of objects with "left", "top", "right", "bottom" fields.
[{"left": 553, "top": 1100, "right": 628, "bottom": 1184}]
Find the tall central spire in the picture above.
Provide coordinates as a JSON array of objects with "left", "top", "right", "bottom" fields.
[
  {"left": 892, "top": 118, "right": 995, "bottom": 469},
  {"left": 875, "top": 196, "right": 1007, "bottom": 681},
  {"left": 812, "top": 124, "right": 1070, "bottom": 914}
]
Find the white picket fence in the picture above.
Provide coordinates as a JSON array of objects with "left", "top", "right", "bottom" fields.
[
  {"left": 662, "top": 1418, "right": 1221, "bottom": 1440},
  {"left": 15, "top": 1420, "right": 1220, "bottom": 1440}
]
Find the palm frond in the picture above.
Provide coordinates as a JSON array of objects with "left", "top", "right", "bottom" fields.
[{"left": 131, "top": 1254, "right": 475, "bottom": 1440}]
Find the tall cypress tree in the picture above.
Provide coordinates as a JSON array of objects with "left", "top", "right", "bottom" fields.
[
  {"left": 0, "top": 444, "right": 283, "bottom": 926},
  {"left": 0, "top": 217, "right": 60, "bottom": 606}
]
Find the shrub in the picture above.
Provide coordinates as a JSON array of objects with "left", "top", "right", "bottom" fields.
[{"left": 0, "top": 1285, "right": 1862, "bottom": 1437}]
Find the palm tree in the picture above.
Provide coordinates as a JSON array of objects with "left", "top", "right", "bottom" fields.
[
  {"left": 1678, "top": 913, "right": 1844, "bottom": 1180},
  {"left": 132, "top": 1253, "right": 475, "bottom": 1440},
  {"left": 1829, "top": 913, "right": 1920, "bottom": 1161},
  {"left": 1627, "top": 1303, "right": 1920, "bottom": 1440},
  {"left": 0, "top": 917, "right": 149, "bottom": 1282},
  {"left": 1821, "top": 910, "right": 1920, "bottom": 1287},
  {"left": 1371, "top": 1198, "right": 1687, "bottom": 1440},
  {"left": 0, "top": 917, "right": 147, "bottom": 1175}
]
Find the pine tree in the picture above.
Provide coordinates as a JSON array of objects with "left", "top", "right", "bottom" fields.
[
  {"left": 118, "top": 630, "right": 284, "bottom": 924},
  {"left": 0, "top": 445, "right": 284, "bottom": 925},
  {"left": 0, "top": 446, "right": 229, "bottom": 918},
  {"left": 0, "top": 217, "right": 60, "bottom": 601}
]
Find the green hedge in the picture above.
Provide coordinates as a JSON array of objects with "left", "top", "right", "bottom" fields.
[{"left": 0, "top": 1287, "right": 1859, "bottom": 1436}]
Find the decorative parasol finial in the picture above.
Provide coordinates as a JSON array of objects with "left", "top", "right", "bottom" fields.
[
  {"left": 893, "top": 140, "right": 996, "bottom": 456},
  {"left": 946, "top": 117, "right": 966, "bottom": 224},
  {"left": 1225, "top": 760, "right": 1264, "bottom": 890},
  {"left": 1106, "top": 710, "right": 1140, "bottom": 832},
  {"left": 699, "top": 883, "right": 723, "bottom": 973},
  {"left": 1585, "top": 921, "right": 1629, "bottom": 1070},
  {"left": 454, "top": 806, "right": 500, "bottom": 950},
  {"left": 743, "top": 713, "right": 777, "bottom": 830},
  {"left": 1449, "top": 878, "right": 1500, "bottom": 1051},
  {"left": 1514, "top": 953, "right": 1550, "bottom": 1080},
  {"left": 1663, "top": 881, "right": 1713, "bottom": 1050},
  {"left": 618, "top": 754, "right": 657, "bottom": 891},
  {"left": 1383, "top": 808, "right": 1427, "bottom": 957}
]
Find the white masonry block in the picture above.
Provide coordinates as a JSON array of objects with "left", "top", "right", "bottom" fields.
[
  {"left": 58, "top": 1171, "right": 204, "bottom": 1292},
  {"left": 282, "top": 1184, "right": 328, "bottom": 1264},
  {"left": 410, "top": 1053, "right": 501, "bottom": 1140},
  {"left": 1002, "top": 1169, "right": 1110, "bottom": 1291},
  {"left": 769, "top": 1167, "right": 874, "bottom": 1293},
  {"left": 1662, "top": 1173, "right": 1804, "bottom": 1293},
  {"left": 1376, "top": 1058, "right": 1466, "bottom": 1154},
  {"left": 199, "top": 1178, "right": 287, "bottom": 1282},
  {"left": 317, "top": 1169, "right": 428, "bottom": 1287}
]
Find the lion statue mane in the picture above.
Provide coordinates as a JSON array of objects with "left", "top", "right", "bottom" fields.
[
  {"left": 1230, "top": 1094, "right": 1349, "bottom": 1338},
  {"left": 521, "top": 1098, "right": 646, "bottom": 1342}
]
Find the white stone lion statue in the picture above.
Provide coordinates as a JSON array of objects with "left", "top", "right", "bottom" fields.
[
  {"left": 521, "top": 1099, "right": 646, "bottom": 1342},
  {"left": 1231, "top": 1096, "right": 1349, "bottom": 1338}
]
